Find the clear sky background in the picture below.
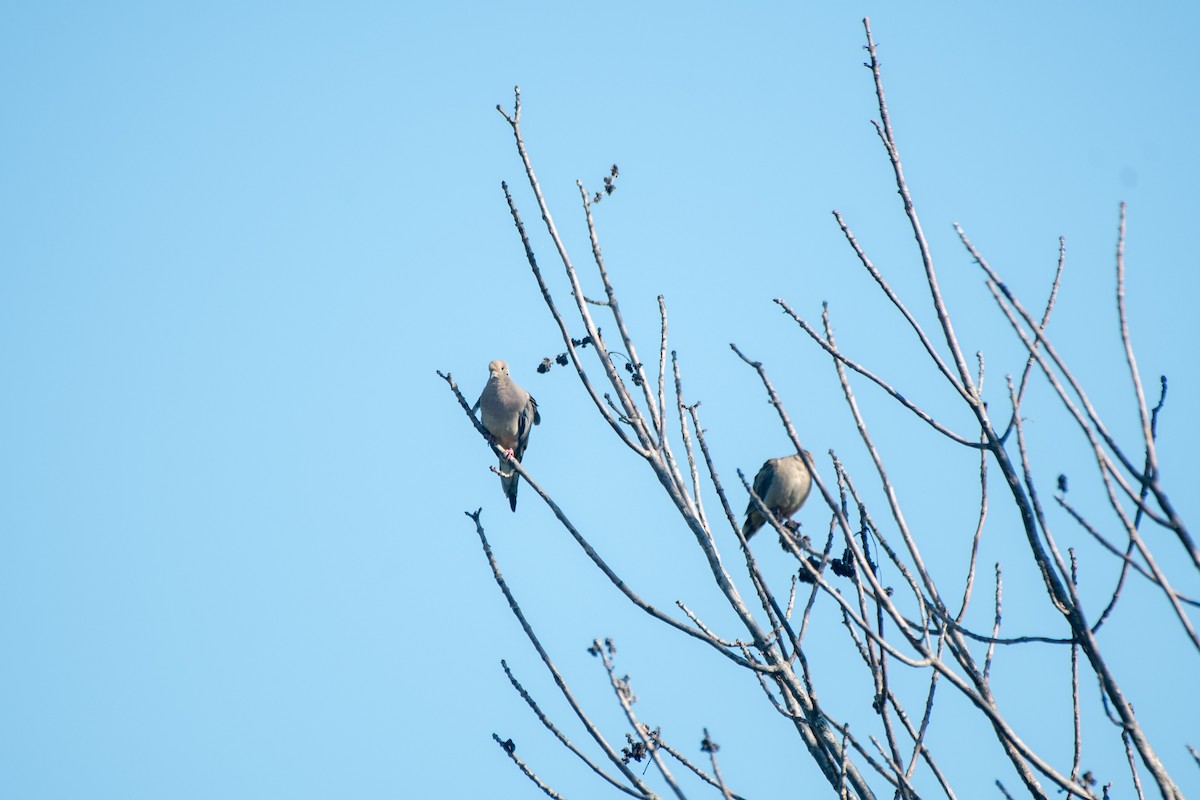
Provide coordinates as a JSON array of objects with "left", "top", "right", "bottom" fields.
[{"left": 2, "top": 3, "right": 1197, "bottom": 798}]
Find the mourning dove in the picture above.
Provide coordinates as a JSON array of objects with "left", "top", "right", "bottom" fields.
[
  {"left": 742, "top": 452, "right": 813, "bottom": 539},
  {"left": 473, "top": 359, "right": 540, "bottom": 511}
]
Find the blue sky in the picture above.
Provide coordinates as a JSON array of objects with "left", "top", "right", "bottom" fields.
[{"left": 2, "top": 3, "right": 1197, "bottom": 798}]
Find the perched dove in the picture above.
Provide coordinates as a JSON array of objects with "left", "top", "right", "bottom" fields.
[
  {"left": 742, "top": 452, "right": 813, "bottom": 539},
  {"left": 473, "top": 359, "right": 540, "bottom": 511}
]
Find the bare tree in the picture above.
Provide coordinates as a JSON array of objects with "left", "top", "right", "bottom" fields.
[{"left": 440, "top": 18, "right": 1194, "bottom": 800}]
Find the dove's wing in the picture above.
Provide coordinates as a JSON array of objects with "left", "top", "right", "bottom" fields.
[
  {"left": 742, "top": 459, "right": 778, "bottom": 538},
  {"left": 513, "top": 396, "right": 539, "bottom": 463}
]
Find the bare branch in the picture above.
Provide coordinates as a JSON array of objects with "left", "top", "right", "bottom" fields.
[
  {"left": 466, "top": 27, "right": 1192, "bottom": 800},
  {"left": 1122, "top": 731, "right": 1147, "bottom": 800},
  {"left": 499, "top": 89, "right": 656, "bottom": 452},
  {"left": 777, "top": 295, "right": 982, "bottom": 447},
  {"left": 825, "top": 211, "right": 971, "bottom": 408},
  {"left": 862, "top": 17, "right": 981, "bottom": 402},
  {"left": 1114, "top": 203, "right": 1158, "bottom": 498},
  {"left": 960, "top": 223, "right": 1194, "bottom": 566},
  {"left": 592, "top": 642, "right": 686, "bottom": 800},
  {"left": 1069, "top": 552, "right": 1083, "bottom": 786},
  {"left": 984, "top": 564, "right": 1001, "bottom": 681},
  {"left": 1002, "top": 235, "right": 1066, "bottom": 440},
  {"left": 955, "top": 433, "right": 990, "bottom": 623},
  {"left": 498, "top": 181, "right": 646, "bottom": 455},
  {"left": 492, "top": 733, "right": 572, "bottom": 800},
  {"left": 577, "top": 180, "right": 664, "bottom": 438},
  {"left": 467, "top": 509, "right": 658, "bottom": 796},
  {"left": 502, "top": 659, "right": 647, "bottom": 798}
]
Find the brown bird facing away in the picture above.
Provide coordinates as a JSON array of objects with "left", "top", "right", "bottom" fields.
[
  {"left": 473, "top": 360, "right": 540, "bottom": 511},
  {"left": 742, "top": 452, "right": 813, "bottom": 539}
]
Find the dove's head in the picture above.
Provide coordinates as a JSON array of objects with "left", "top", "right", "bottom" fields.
[{"left": 487, "top": 360, "right": 510, "bottom": 379}]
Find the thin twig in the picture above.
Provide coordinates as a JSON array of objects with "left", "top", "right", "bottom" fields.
[
  {"left": 984, "top": 564, "right": 1001, "bottom": 680},
  {"left": 577, "top": 181, "right": 663, "bottom": 438},
  {"left": 701, "top": 729, "right": 735, "bottom": 800},
  {"left": 956, "top": 430, "right": 990, "bottom": 623},
  {"left": 656, "top": 733, "right": 749, "bottom": 800},
  {"left": 1123, "top": 731, "right": 1147, "bottom": 800},
  {"left": 1114, "top": 203, "right": 1159, "bottom": 510},
  {"left": 863, "top": 17, "right": 980, "bottom": 401},
  {"left": 1056, "top": 497, "right": 1200, "bottom": 614},
  {"left": 671, "top": 346, "right": 707, "bottom": 529},
  {"left": 778, "top": 294, "right": 980, "bottom": 447},
  {"left": 1069, "top": 551, "right": 1082, "bottom": 784},
  {"left": 1002, "top": 235, "right": 1066, "bottom": 441},
  {"left": 492, "top": 733, "right": 572, "bottom": 800}
]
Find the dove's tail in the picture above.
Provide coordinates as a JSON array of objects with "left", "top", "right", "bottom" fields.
[
  {"left": 499, "top": 455, "right": 520, "bottom": 511},
  {"left": 742, "top": 511, "right": 764, "bottom": 540}
]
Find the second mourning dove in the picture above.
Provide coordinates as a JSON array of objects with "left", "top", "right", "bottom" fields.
[
  {"left": 473, "top": 360, "right": 540, "bottom": 511},
  {"left": 742, "top": 453, "right": 813, "bottom": 539}
]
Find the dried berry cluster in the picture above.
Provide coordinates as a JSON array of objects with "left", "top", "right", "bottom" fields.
[
  {"left": 591, "top": 164, "right": 619, "bottom": 204},
  {"left": 537, "top": 334, "right": 597, "bottom": 374}
]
